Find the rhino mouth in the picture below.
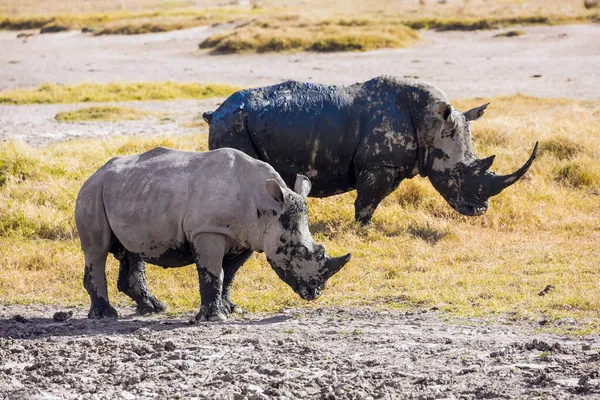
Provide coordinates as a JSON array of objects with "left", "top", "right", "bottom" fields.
[
  {"left": 296, "top": 284, "right": 323, "bottom": 301},
  {"left": 455, "top": 200, "right": 489, "bottom": 216}
]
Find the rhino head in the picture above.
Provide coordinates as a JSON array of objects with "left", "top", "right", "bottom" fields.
[
  {"left": 424, "top": 102, "right": 537, "bottom": 216},
  {"left": 263, "top": 175, "right": 351, "bottom": 300}
]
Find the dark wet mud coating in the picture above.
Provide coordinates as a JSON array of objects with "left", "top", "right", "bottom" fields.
[
  {"left": 207, "top": 76, "right": 537, "bottom": 225},
  {"left": 0, "top": 305, "right": 598, "bottom": 399}
]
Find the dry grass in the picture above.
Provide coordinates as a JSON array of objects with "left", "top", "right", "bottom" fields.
[
  {"left": 200, "top": 16, "right": 419, "bottom": 53},
  {"left": 197, "top": 11, "right": 597, "bottom": 53},
  {"left": 0, "top": 82, "right": 240, "bottom": 104},
  {"left": 55, "top": 106, "right": 147, "bottom": 123},
  {"left": 0, "top": 94, "right": 599, "bottom": 331},
  {"left": 0, "top": 7, "right": 270, "bottom": 33},
  {"left": 1, "top": 0, "right": 598, "bottom": 45}
]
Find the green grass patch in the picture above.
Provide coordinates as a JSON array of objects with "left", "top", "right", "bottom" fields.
[
  {"left": 0, "top": 95, "right": 599, "bottom": 331},
  {"left": 55, "top": 106, "right": 147, "bottom": 122},
  {"left": 0, "top": 82, "right": 240, "bottom": 104}
]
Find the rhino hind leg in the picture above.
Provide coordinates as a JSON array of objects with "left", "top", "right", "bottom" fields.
[
  {"left": 115, "top": 248, "right": 166, "bottom": 316},
  {"left": 84, "top": 253, "right": 118, "bottom": 319},
  {"left": 78, "top": 191, "right": 118, "bottom": 319},
  {"left": 221, "top": 249, "right": 253, "bottom": 314},
  {"left": 354, "top": 167, "right": 402, "bottom": 225},
  {"left": 193, "top": 233, "right": 229, "bottom": 322}
]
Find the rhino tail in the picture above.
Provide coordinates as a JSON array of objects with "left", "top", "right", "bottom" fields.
[{"left": 202, "top": 111, "right": 214, "bottom": 124}]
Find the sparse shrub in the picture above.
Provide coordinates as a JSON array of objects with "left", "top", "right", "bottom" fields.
[{"left": 539, "top": 136, "right": 584, "bottom": 160}]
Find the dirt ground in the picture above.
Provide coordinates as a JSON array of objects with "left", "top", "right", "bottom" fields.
[
  {"left": 1, "top": 23, "right": 599, "bottom": 100},
  {"left": 0, "top": 98, "right": 218, "bottom": 144},
  {"left": 1, "top": 305, "right": 599, "bottom": 399}
]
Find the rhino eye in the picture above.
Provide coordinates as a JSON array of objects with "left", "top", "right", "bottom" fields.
[{"left": 291, "top": 245, "right": 308, "bottom": 259}]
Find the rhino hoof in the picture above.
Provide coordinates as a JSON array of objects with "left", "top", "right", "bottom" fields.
[
  {"left": 223, "top": 298, "right": 244, "bottom": 314},
  {"left": 88, "top": 303, "right": 118, "bottom": 319},
  {"left": 210, "top": 312, "right": 227, "bottom": 322},
  {"left": 136, "top": 297, "right": 167, "bottom": 316},
  {"left": 196, "top": 311, "right": 228, "bottom": 322},
  {"left": 196, "top": 303, "right": 228, "bottom": 322}
]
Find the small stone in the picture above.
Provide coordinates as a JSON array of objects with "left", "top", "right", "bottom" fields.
[
  {"left": 490, "top": 350, "right": 506, "bottom": 358},
  {"left": 164, "top": 341, "right": 176, "bottom": 351},
  {"left": 10, "top": 345, "right": 25, "bottom": 353},
  {"left": 582, "top": 344, "right": 591, "bottom": 351},
  {"left": 12, "top": 315, "right": 28, "bottom": 323},
  {"left": 53, "top": 310, "right": 73, "bottom": 322}
]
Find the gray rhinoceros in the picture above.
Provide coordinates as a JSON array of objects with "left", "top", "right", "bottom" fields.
[
  {"left": 75, "top": 147, "right": 351, "bottom": 321},
  {"left": 204, "top": 76, "right": 537, "bottom": 225}
]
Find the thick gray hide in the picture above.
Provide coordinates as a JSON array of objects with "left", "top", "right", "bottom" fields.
[
  {"left": 75, "top": 147, "right": 351, "bottom": 321},
  {"left": 206, "top": 76, "right": 537, "bottom": 224}
]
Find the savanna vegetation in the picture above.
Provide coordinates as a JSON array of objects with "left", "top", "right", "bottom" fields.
[
  {"left": 1, "top": 0, "right": 598, "bottom": 51},
  {"left": 0, "top": 82, "right": 240, "bottom": 104},
  {"left": 0, "top": 94, "right": 598, "bottom": 332},
  {"left": 55, "top": 106, "right": 147, "bottom": 123}
]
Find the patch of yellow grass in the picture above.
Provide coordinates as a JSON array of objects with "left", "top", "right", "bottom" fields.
[
  {"left": 0, "top": 7, "right": 269, "bottom": 33},
  {"left": 0, "top": 82, "right": 240, "bottom": 104},
  {"left": 200, "top": 16, "right": 419, "bottom": 53},
  {"left": 2, "top": 0, "right": 598, "bottom": 42},
  {"left": 55, "top": 106, "right": 147, "bottom": 122},
  {"left": 0, "top": 95, "right": 599, "bottom": 331}
]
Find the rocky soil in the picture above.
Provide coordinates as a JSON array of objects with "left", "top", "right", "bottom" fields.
[{"left": 0, "top": 305, "right": 598, "bottom": 399}]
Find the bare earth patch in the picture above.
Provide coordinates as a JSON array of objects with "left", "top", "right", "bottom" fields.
[
  {"left": 1, "top": 305, "right": 599, "bottom": 399},
  {"left": 1, "top": 24, "right": 598, "bottom": 100}
]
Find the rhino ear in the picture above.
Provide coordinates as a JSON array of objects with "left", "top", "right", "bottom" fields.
[
  {"left": 435, "top": 102, "right": 453, "bottom": 122},
  {"left": 266, "top": 179, "right": 285, "bottom": 204},
  {"left": 464, "top": 102, "right": 490, "bottom": 121},
  {"left": 294, "top": 174, "right": 311, "bottom": 199}
]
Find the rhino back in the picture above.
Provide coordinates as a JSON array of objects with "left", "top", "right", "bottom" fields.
[
  {"left": 97, "top": 147, "right": 279, "bottom": 259},
  {"left": 214, "top": 81, "right": 363, "bottom": 196}
]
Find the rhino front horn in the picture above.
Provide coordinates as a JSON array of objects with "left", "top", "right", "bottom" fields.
[
  {"left": 322, "top": 253, "right": 352, "bottom": 280},
  {"left": 481, "top": 142, "right": 538, "bottom": 198}
]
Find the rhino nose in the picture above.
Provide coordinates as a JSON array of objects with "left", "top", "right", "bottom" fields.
[{"left": 299, "top": 285, "right": 322, "bottom": 301}]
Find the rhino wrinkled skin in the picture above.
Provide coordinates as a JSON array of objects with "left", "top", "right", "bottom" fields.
[
  {"left": 75, "top": 147, "right": 351, "bottom": 321},
  {"left": 205, "top": 76, "right": 537, "bottom": 225}
]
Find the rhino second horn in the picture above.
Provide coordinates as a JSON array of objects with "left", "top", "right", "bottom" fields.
[
  {"left": 322, "top": 253, "right": 352, "bottom": 280},
  {"left": 481, "top": 142, "right": 538, "bottom": 198}
]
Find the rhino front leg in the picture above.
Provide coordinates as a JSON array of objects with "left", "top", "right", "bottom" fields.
[
  {"left": 354, "top": 167, "right": 402, "bottom": 225},
  {"left": 222, "top": 249, "right": 253, "bottom": 314},
  {"left": 117, "top": 251, "right": 166, "bottom": 316},
  {"left": 193, "top": 233, "right": 229, "bottom": 322}
]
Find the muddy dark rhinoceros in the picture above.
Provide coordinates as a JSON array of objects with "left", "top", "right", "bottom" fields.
[
  {"left": 75, "top": 147, "right": 351, "bottom": 321},
  {"left": 204, "top": 76, "right": 537, "bottom": 225}
]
